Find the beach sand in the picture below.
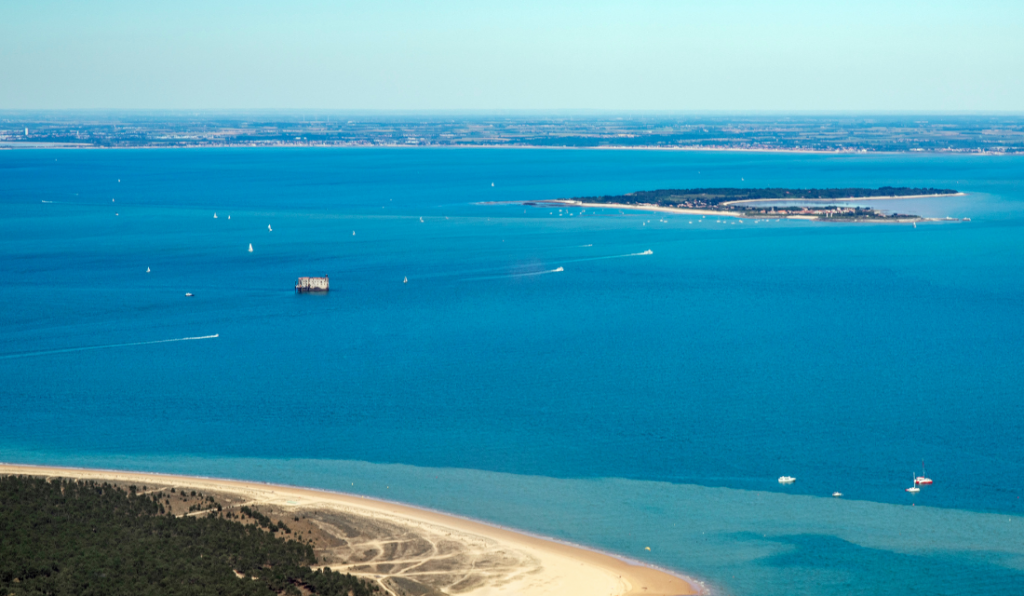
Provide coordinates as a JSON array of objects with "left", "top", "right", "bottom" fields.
[{"left": 0, "top": 463, "right": 696, "bottom": 596}]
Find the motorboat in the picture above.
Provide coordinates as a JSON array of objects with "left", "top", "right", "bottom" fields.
[{"left": 778, "top": 476, "right": 796, "bottom": 484}]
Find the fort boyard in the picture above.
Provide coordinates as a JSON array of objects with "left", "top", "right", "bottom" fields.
[{"left": 295, "top": 276, "right": 329, "bottom": 293}]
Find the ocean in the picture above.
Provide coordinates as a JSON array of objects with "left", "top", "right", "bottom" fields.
[{"left": 2, "top": 148, "right": 1022, "bottom": 595}]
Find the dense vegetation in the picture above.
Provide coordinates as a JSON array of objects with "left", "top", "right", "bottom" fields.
[
  {"left": 568, "top": 186, "right": 958, "bottom": 207},
  {"left": 0, "top": 476, "right": 377, "bottom": 596}
]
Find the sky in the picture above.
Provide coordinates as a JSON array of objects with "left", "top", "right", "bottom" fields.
[{"left": 2, "top": 0, "right": 1022, "bottom": 112}]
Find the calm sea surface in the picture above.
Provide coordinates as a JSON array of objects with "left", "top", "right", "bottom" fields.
[{"left": 2, "top": 148, "right": 1023, "bottom": 595}]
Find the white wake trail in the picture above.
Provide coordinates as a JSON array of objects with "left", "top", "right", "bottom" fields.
[
  {"left": 463, "top": 267, "right": 564, "bottom": 281},
  {"left": 0, "top": 334, "right": 220, "bottom": 360}
]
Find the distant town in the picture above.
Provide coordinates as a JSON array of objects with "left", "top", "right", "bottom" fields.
[{"left": 1, "top": 113, "right": 1022, "bottom": 153}]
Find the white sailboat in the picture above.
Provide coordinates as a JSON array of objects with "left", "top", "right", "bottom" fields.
[
  {"left": 906, "top": 474, "right": 920, "bottom": 493},
  {"left": 248, "top": 243, "right": 253, "bottom": 253},
  {"left": 403, "top": 276, "right": 408, "bottom": 284},
  {"left": 214, "top": 213, "right": 218, "bottom": 219},
  {"left": 268, "top": 225, "right": 272, "bottom": 232},
  {"left": 146, "top": 267, "right": 150, "bottom": 273}
]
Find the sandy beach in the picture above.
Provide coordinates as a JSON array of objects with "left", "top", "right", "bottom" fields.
[
  {"left": 526, "top": 200, "right": 743, "bottom": 218},
  {"left": 0, "top": 463, "right": 696, "bottom": 596}
]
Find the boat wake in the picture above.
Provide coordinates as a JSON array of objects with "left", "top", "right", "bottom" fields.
[
  {"left": 463, "top": 267, "right": 564, "bottom": 281},
  {"left": 562, "top": 249, "right": 653, "bottom": 263},
  {"left": 0, "top": 334, "right": 220, "bottom": 360}
]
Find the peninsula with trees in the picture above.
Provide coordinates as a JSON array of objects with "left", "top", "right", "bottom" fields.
[{"left": 529, "top": 186, "right": 962, "bottom": 222}]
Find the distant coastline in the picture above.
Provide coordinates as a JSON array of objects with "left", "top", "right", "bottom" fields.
[{"left": 1, "top": 142, "right": 1016, "bottom": 155}]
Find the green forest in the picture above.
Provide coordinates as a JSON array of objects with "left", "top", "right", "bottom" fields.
[
  {"left": 0, "top": 476, "right": 378, "bottom": 596},
  {"left": 567, "top": 186, "right": 958, "bottom": 207}
]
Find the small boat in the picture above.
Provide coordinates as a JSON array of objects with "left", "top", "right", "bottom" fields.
[
  {"left": 832, "top": 492, "right": 843, "bottom": 497},
  {"left": 352, "top": 231, "right": 356, "bottom": 235},
  {"left": 248, "top": 243, "right": 253, "bottom": 252},
  {"left": 906, "top": 474, "right": 920, "bottom": 493},
  {"left": 403, "top": 276, "right": 408, "bottom": 284},
  {"left": 778, "top": 476, "right": 796, "bottom": 484},
  {"left": 146, "top": 267, "right": 151, "bottom": 273},
  {"left": 185, "top": 292, "right": 194, "bottom": 297},
  {"left": 214, "top": 213, "right": 218, "bottom": 219},
  {"left": 419, "top": 217, "right": 424, "bottom": 223},
  {"left": 554, "top": 267, "right": 564, "bottom": 272},
  {"left": 227, "top": 215, "right": 230, "bottom": 219},
  {"left": 915, "top": 463, "right": 933, "bottom": 485},
  {"left": 268, "top": 225, "right": 272, "bottom": 232}
]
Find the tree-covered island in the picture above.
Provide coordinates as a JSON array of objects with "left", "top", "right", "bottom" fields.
[{"left": 531, "top": 186, "right": 961, "bottom": 221}]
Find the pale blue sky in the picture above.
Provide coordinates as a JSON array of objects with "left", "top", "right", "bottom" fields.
[{"left": 2, "top": 0, "right": 1021, "bottom": 111}]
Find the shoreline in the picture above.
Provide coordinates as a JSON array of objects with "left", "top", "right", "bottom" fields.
[
  {"left": 1, "top": 143, "right": 1016, "bottom": 156},
  {"left": 0, "top": 462, "right": 699, "bottom": 596},
  {"left": 520, "top": 199, "right": 962, "bottom": 223}
]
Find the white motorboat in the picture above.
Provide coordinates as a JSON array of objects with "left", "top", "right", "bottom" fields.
[{"left": 778, "top": 476, "right": 796, "bottom": 484}]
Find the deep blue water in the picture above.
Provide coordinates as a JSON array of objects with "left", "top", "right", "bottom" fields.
[{"left": 2, "top": 148, "right": 1023, "bottom": 595}]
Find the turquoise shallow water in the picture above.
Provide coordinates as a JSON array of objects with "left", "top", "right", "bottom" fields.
[{"left": 1, "top": 148, "right": 1023, "bottom": 594}]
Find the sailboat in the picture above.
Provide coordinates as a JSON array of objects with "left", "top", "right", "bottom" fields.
[
  {"left": 906, "top": 474, "right": 921, "bottom": 493},
  {"left": 268, "top": 225, "right": 272, "bottom": 232},
  {"left": 403, "top": 276, "right": 408, "bottom": 284},
  {"left": 146, "top": 267, "right": 151, "bottom": 273},
  {"left": 214, "top": 213, "right": 218, "bottom": 219},
  {"left": 915, "top": 463, "right": 933, "bottom": 485},
  {"left": 248, "top": 243, "right": 253, "bottom": 253}
]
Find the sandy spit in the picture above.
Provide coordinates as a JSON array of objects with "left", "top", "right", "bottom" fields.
[{"left": 0, "top": 463, "right": 698, "bottom": 596}]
